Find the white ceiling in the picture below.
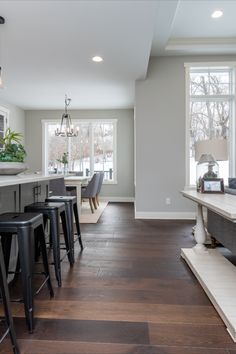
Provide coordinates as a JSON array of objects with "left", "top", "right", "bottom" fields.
[
  {"left": 152, "top": 0, "right": 236, "bottom": 56},
  {"left": 0, "top": 0, "right": 236, "bottom": 110}
]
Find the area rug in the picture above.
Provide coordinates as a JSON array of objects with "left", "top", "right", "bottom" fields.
[{"left": 80, "top": 201, "right": 108, "bottom": 223}]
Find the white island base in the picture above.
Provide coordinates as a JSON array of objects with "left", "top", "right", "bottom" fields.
[{"left": 181, "top": 247, "right": 236, "bottom": 342}]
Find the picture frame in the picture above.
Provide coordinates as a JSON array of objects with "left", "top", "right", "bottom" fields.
[{"left": 201, "top": 178, "right": 224, "bottom": 194}]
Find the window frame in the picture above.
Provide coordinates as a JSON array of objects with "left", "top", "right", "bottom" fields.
[
  {"left": 0, "top": 106, "right": 9, "bottom": 149},
  {"left": 185, "top": 62, "right": 236, "bottom": 188},
  {"left": 42, "top": 118, "right": 117, "bottom": 184}
]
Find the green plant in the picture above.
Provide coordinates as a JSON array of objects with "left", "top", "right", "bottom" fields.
[
  {"left": 0, "top": 128, "right": 26, "bottom": 162},
  {"left": 57, "top": 152, "right": 68, "bottom": 165}
]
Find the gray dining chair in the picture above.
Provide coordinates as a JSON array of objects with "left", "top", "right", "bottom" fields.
[
  {"left": 49, "top": 177, "right": 77, "bottom": 196},
  {"left": 81, "top": 173, "right": 100, "bottom": 213},
  {"left": 96, "top": 172, "right": 104, "bottom": 206},
  {"left": 49, "top": 177, "right": 67, "bottom": 196}
]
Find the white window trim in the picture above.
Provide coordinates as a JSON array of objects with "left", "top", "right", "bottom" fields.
[
  {"left": 185, "top": 62, "right": 236, "bottom": 188},
  {"left": 185, "top": 65, "right": 191, "bottom": 187},
  {"left": 0, "top": 105, "right": 9, "bottom": 130},
  {"left": 42, "top": 118, "right": 117, "bottom": 184}
]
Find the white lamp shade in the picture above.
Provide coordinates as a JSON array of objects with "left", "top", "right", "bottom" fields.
[{"left": 194, "top": 139, "right": 228, "bottom": 161}]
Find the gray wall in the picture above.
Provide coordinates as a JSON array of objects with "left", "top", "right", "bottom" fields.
[
  {"left": 0, "top": 98, "right": 25, "bottom": 142},
  {"left": 25, "top": 109, "right": 134, "bottom": 200},
  {"left": 135, "top": 55, "right": 236, "bottom": 217}
]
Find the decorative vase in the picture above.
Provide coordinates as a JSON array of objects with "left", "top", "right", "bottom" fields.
[
  {"left": 0, "top": 162, "right": 28, "bottom": 175},
  {"left": 63, "top": 164, "right": 69, "bottom": 175}
]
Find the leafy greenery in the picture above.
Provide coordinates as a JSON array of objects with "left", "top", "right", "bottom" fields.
[
  {"left": 0, "top": 128, "right": 26, "bottom": 162},
  {"left": 57, "top": 152, "right": 68, "bottom": 165}
]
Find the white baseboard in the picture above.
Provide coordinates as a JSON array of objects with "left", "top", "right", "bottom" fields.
[
  {"left": 100, "top": 196, "right": 134, "bottom": 203},
  {"left": 135, "top": 211, "right": 196, "bottom": 220}
]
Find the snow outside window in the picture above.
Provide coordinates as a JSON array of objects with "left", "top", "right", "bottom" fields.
[
  {"left": 185, "top": 64, "right": 236, "bottom": 186},
  {"left": 43, "top": 120, "right": 117, "bottom": 183}
]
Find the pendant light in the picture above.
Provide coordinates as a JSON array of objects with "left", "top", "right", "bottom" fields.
[{"left": 55, "top": 95, "right": 79, "bottom": 137}]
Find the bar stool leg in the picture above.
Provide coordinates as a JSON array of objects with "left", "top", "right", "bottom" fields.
[
  {"left": 18, "top": 227, "right": 35, "bottom": 333},
  {"left": 37, "top": 224, "right": 54, "bottom": 298},
  {"left": 0, "top": 243, "right": 20, "bottom": 354},
  {"left": 66, "top": 203, "right": 75, "bottom": 261},
  {"left": 73, "top": 203, "right": 83, "bottom": 250},
  {"left": 61, "top": 210, "right": 74, "bottom": 266},
  {"left": 1, "top": 233, "right": 13, "bottom": 276},
  {"left": 50, "top": 214, "right": 62, "bottom": 287}
]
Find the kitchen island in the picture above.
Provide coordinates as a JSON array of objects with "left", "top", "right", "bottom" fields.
[
  {"left": 0, "top": 173, "right": 63, "bottom": 278},
  {"left": 0, "top": 173, "right": 62, "bottom": 213}
]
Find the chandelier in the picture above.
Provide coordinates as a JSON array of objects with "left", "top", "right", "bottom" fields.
[{"left": 55, "top": 95, "right": 78, "bottom": 137}]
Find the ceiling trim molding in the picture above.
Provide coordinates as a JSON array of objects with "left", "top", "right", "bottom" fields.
[
  {"left": 184, "top": 61, "right": 236, "bottom": 68},
  {"left": 166, "top": 37, "right": 236, "bottom": 51},
  {"left": 150, "top": 0, "right": 180, "bottom": 56}
]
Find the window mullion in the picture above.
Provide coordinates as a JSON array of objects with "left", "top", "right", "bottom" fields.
[
  {"left": 185, "top": 65, "right": 191, "bottom": 187},
  {"left": 67, "top": 137, "right": 71, "bottom": 170},
  {"left": 90, "top": 123, "right": 94, "bottom": 176},
  {"left": 102, "top": 125, "right": 105, "bottom": 173}
]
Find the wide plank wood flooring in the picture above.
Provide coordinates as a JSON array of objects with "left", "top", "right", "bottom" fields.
[{"left": 1, "top": 202, "right": 236, "bottom": 353}]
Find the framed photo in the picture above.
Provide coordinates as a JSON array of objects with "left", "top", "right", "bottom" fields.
[{"left": 201, "top": 178, "right": 224, "bottom": 194}]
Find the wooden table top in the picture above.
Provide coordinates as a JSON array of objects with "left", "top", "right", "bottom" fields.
[{"left": 182, "top": 189, "right": 236, "bottom": 221}]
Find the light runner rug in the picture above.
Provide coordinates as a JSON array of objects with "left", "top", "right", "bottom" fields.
[{"left": 79, "top": 201, "right": 108, "bottom": 223}]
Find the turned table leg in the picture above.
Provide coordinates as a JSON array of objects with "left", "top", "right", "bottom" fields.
[{"left": 194, "top": 203, "right": 208, "bottom": 253}]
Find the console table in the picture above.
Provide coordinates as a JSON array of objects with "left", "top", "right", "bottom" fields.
[{"left": 182, "top": 190, "right": 236, "bottom": 342}]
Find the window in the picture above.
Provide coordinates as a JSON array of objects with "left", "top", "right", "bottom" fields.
[
  {"left": 43, "top": 120, "right": 117, "bottom": 183},
  {"left": 0, "top": 106, "right": 9, "bottom": 149},
  {"left": 185, "top": 63, "right": 236, "bottom": 186}
]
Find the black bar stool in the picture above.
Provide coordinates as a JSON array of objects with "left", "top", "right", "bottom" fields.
[
  {"left": 0, "top": 240, "right": 20, "bottom": 354},
  {"left": 25, "top": 202, "right": 74, "bottom": 287},
  {"left": 0, "top": 212, "right": 54, "bottom": 333},
  {"left": 46, "top": 195, "right": 83, "bottom": 251}
]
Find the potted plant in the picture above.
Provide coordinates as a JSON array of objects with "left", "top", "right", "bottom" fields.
[
  {"left": 0, "top": 128, "right": 28, "bottom": 175},
  {"left": 57, "top": 152, "right": 69, "bottom": 174}
]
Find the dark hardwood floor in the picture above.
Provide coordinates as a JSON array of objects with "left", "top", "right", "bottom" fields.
[{"left": 1, "top": 202, "right": 236, "bottom": 353}]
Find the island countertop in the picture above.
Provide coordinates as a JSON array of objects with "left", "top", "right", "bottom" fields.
[{"left": 0, "top": 173, "right": 62, "bottom": 187}]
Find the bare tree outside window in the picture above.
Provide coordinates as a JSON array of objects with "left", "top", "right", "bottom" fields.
[
  {"left": 94, "top": 123, "right": 113, "bottom": 176},
  {"left": 46, "top": 121, "right": 116, "bottom": 181},
  {"left": 70, "top": 124, "right": 90, "bottom": 172},
  {"left": 48, "top": 125, "right": 67, "bottom": 173},
  {"left": 188, "top": 67, "right": 233, "bottom": 185}
]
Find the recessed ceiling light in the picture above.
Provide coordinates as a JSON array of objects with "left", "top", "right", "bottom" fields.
[
  {"left": 211, "top": 9, "right": 223, "bottom": 18},
  {"left": 92, "top": 56, "right": 103, "bottom": 62}
]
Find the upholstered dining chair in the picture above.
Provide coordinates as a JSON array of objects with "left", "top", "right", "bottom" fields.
[
  {"left": 81, "top": 173, "right": 100, "bottom": 213},
  {"left": 49, "top": 177, "right": 76, "bottom": 196},
  {"left": 96, "top": 172, "right": 104, "bottom": 206}
]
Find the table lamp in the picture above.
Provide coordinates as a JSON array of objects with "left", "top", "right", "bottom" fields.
[{"left": 194, "top": 138, "right": 228, "bottom": 191}]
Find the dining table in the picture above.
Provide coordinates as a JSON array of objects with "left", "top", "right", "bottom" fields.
[{"left": 64, "top": 175, "right": 89, "bottom": 215}]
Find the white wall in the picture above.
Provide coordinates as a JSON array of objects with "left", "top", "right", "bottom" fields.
[
  {"left": 25, "top": 109, "right": 134, "bottom": 200},
  {"left": 135, "top": 55, "right": 236, "bottom": 219},
  {"left": 0, "top": 98, "right": 25, "bottom": 141}
]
